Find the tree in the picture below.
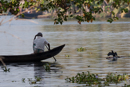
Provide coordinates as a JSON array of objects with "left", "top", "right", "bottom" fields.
[{"left": 0, "top": 0, "right": 130, "bottom": 25}]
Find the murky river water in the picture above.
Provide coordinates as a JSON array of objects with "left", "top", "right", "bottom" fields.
[{"left": 0, "top": 16, "right": 130, "bottom": 87}]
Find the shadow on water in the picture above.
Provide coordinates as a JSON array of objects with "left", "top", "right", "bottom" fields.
[
  {"left": 33, "top": 61, "right": 61, "bottom": 75},
  {"left": 0, "top": 61, "right": 62, "bottom": 81},
  {"left": 2, "top": 61, "right": 62, "bottom": 71}
]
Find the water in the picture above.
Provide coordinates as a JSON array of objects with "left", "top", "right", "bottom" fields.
[{"left": 0, "top": 16, "right": 130, "bottom": 87}]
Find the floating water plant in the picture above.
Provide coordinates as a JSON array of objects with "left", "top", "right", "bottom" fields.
[
  {"left": 28, "top": 78, "right": 32, "bottom": 82},
  {"left": 28, "top": 78, "right": 36, "bottom": 84},
  {"left": 43, "top": 63, "right": 50, "bottom": 72},
  {"left": 35, "top": 76, "right": 42, "bottom": 81},
  {"left": 105, "top": 73, "right": 129, "bottom": 84},
  {"left": 30, "top": 81, "right": 36, "bottom": 84},
  {"left": 123, "top": 84, "right": 130, "bottom": 87},
  {"left": 29, "top": 76, "right": 42, "bottom": 84},
  {"left": 77, "top": 47, "right": 87, "bottom": 52},
  {"left": 88, "top": 65, "right": 90, "bottom": 67},
  {"left": 1, "top": 66, "right": 10, "bottom": 72},
  {"left": 12, "top": 81, "right": 16, "bottom": 82},
  {"left": 65, "top": 71, "right": 130, "bottom": 86},
  {"left": 22, "top": 78, "right": 25, "bottom": 83},
  {"left": 65, "top": 54, "right": 70, "bottom": 57},
  {"left": 22, "top": 77, "right": 42, "bottom": 84},
  {"left": 65, "top": 71, "right": 101, "bottom": 84}
]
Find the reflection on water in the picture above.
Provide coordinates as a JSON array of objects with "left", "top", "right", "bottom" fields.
[{"left": 0, "top": 16, "right": 130, "bottom": 86}]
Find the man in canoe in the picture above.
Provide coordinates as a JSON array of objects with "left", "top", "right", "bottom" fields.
[{"left": 33, "top": 32, "right": 50, "bottom": 53}]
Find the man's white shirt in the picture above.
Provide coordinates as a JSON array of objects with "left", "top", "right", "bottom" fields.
[{"left": 33, "top": 36, "right": 49, "bottom": 51}]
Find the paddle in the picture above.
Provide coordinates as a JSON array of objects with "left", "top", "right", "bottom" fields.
[{"left": 45, "top": 45, "right": 57, "bottom": 62}]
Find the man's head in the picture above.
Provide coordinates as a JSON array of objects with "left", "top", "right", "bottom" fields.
[{"left": 36, "top": 32, "right": 43, "bottom": 37}]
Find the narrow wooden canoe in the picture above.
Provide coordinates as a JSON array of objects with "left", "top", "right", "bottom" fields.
[{"left": 0, "top": 44, "right": 65, "bottom": 63}]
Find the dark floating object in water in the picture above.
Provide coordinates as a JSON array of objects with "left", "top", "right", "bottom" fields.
[
  {"left": 106, "top": 50, "right": 119, "bottom": 61},
  {"left": 0, "top": 44, "right": 65, "bottom": 63},
  {"left": 107, "top": 50, "right": 118, "bottom": 57}
]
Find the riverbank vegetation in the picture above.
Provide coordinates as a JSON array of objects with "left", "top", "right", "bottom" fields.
[{"left": 0, "top": 0, "right": 130, "bottom": 25}]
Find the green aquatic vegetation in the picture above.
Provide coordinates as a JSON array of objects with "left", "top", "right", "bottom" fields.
[
  {"left": 65, "top": 54, "right": 70, "bottom": 57},
  {"left": 28, "top": 78, "right": 36, "bottom": 84},
  {"left": 88, "top": 65, "right": 90, "bottom": 67},
  {"left": 28, "top": 78, "right": 32, "bottom": 82},
  {"left": 104, "top": 81, "right": 110, "bottom": 86},
  {"left": 123, "top": 84, "right": 130, "bottom": 87},
  {"left": 77, "top": 47, "right": 87, "bottom": 52},
  {"left": 12, "top": 81, "right": 16, "bottom": 82},
  {"left": 65, "top": 71, "right": 129, "bottom": 86},
  {"left": 43, "top": 63, "right": 50, "bottom": 72},
  {"left": 105, "top": 73, "right": 129, "bottom": 84},
  {"left": 22, "top": 78, "right": 25, "bottom": 83},
  {"left": 29, "top": 76, "right": 42, "bottom": 84},
  {"left": 30, "top": 81, "right": 36, "bottom": 84},
  {"left": 65, "top": 71, "right": 101, "bottom": 85},
  {"left": 22, "top": 77, "right": 42, "bottom": 84},
  {"left": 1, "top": 66, "right": 10, "bottom": 72},
  {"left": 35, "top": 76, "right": 42, "bottom": 81}
]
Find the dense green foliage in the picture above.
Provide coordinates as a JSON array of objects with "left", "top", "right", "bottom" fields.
[
  {"left": 65, "top": 71, "right": 130, "bottom": 86},
  {"left": 0, "top": 0, "right": 130, "bottom": 24}
]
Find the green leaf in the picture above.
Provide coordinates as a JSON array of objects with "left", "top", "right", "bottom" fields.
[
  {"left": 1, "top": 0, "right": 4, "bottom": 3},
  {"left": 60, "top": 22, "right": 62, "bottom": 25},
  {"left": 111, "top": 11, "right": 115, "bottom": 15},
  {"left": 93, "top": 17, "right": 95, "bottom": 20},
  {"left": 107, "top": 18, "right": 113, "bottom": 23},
  {"left": 64, "top": 16, "right": 67, "bottom": 21},
  {"left": 41, "top": 0, "right": 44, "bottom": 4},
  {"left": 114, "top": 17, "right": 119, "bottom": 20},
  {"left": 124, "top": 8, "right": 128, "bottom": 13},
  {"left": 58, "top": 14, "right": 61, "bottom": 17},
  {"left": 35, "top": 8, "right": 37, "bottom": 10},
  {"left": 56, "top": 22, "right": 59, "bottom": 24},
  {"left": 70, "top": 15, "right": 73, "bottom": 17},
  {"left": 16, "top": 8, "right": 19, "bottom": 12},
  {"left": 33, "top": 2, "right": 36, "bottom": 6},
  {"left": 97, "top": 1, "right": 100, "bottom": 5},
  {"left": 29, "top": 2, "right": 32, "bottom": 5},
  {"left": 21, "top": 14, "right": 24, "bottom": 18}
]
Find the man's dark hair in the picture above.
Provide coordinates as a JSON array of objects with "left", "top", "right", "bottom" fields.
[
  {"left": 34, "top": 32, "right": 43, "bottom": 40},
  {"left": 36, "top": 32, "right": 43, "bottom": 37}
]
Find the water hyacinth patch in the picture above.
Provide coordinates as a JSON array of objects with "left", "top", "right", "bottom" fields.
[
  {"left": 12, "top": 81, "right": 16, "bottom": 82},
  {"left": 123, "top": 84, "right": 130, "bottom": 87},
  {"left": 1, "top": 66, "right": 10, "bottom": 72},
  {"left": 29, "top": 77, "right": 42, "bottom": 84},
  {"left": 22, "top": 78, "right": 25, "bottom": 83},
  {"left": 65, "top": 71, "right": 130, "bottom": 86},
  {"left": 65, "top": 54, "right": 70, "bottom": 57},
  {"left": 43, "top": 63, "right": 51, "bottom": 72},
  {"left": 105, "top": 73, "right": 129, "bottom": 84},
  {"left": 35, "top": 76, "right": 42, "bottom": 81},
  {"left": 65, "top": 71, "right": 101, "bottom": 84},
  {"left": 28, "top": 78, "right": 36, "bottom": 84},
  {"left": 22, "top": 76, "right": 42, "bottom": 84},
  {"left": 77, "top": 47, "right": 87, "bottom": 52}
]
